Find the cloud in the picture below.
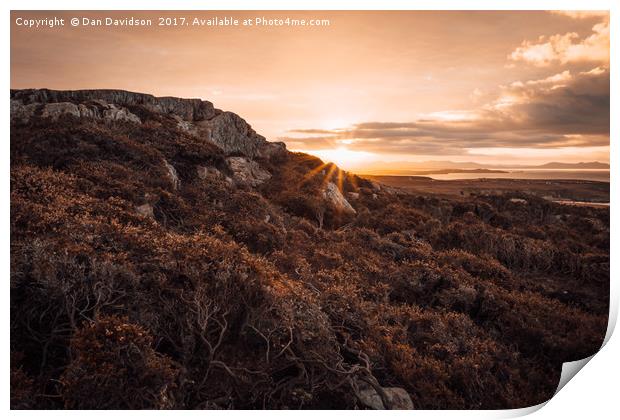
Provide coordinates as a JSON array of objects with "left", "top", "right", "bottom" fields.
[
  {"left": 509, "top": 18, "right": 609, "bottom": 66},
  {"left": 282, "top": 67, "right": 609, "bottom": 156}
]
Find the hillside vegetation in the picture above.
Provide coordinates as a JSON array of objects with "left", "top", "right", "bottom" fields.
[{"left": 10, "top": 91, "right": 609, "bottom": 409}]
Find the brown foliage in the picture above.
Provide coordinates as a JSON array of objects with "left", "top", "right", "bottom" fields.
[{"left": 10, "top": 110, "right": 608, "bottom": 409}]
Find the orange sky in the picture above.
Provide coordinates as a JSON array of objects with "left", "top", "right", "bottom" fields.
[{"left": 11, "top": 11, "right": 609, "bottom": 171}]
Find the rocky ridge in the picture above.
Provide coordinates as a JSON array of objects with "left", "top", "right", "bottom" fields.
[
  {"left": 10, "top": 88, "right": 357, "bottom": 215},
  {"left": 10, "top": 88, "right": 286, "bottom": 159}
]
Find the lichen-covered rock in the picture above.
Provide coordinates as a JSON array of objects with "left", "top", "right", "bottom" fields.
[
  {"left": 226, "top": 156, "right": 271, "bottom": 187},
  {"left": 323, "top": 182, "right": 356, "bottom": 215}
]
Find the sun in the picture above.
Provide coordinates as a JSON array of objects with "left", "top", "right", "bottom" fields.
[{"left": 308, "top": 147, "right": 374, "bottom": 171}]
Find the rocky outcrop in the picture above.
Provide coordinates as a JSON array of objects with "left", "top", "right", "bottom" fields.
[
  {"left": 10, "top": 88, "right": 286, "bottom": 159},
  {"left": 226, "top": 157, "right": 271, "bottom": 187},
  {"left": 202, "top": 112, "right": 265, "bottom": 157},
  {"left": 11, "top": 88, "right": 217, "bottom": 121},
  {"left": 323, "top": 182, "right": 356, "bottom": 215}
]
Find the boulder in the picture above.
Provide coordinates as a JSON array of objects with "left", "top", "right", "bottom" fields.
[
  {"left": 226, "top": 157, "right": 271, "bottom": 187},
  {"left": 323, "top": 183, "right": 356, "bottom": 215},
  {"left": 356, "top": 380, "right": 385, "bottom": 410},
  {"left": 355, "top": 380, "right": 414, "bottom": 410}
]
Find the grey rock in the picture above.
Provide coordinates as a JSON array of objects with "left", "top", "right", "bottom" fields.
[
  {"left": 226, "top": 156, "right": 271, "bottom": 187},
  {"left": 357, "top": 381, "right": 385, "bottom": 410},
  {"left": 355, "top": 380, "right": 414, "bottom": 410},
  {"left": 136, "top": 203, "right": 154, "bottom": 218},
  {"left": 102, "top": 104, "right": 142, "bottom": 123},
  {"left": 204, "top": 112, "right": 267, "bottom": 158},
  {"left": 163, "top": 160, "right": 180, "bottom": 190},
  {"left": 383, "top": 387, "right": 414, "bottom": 410},
  {"left": 323, "top": 182, "right": 356, "bottom": 215}
]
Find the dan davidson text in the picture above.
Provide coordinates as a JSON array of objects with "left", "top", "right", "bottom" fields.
[{"left": 80, "top": 17, "right": 153, "bottom": 26}]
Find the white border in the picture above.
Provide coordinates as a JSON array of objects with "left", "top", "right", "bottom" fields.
[{"left": 4, "top": 1, "right": 618, "bottom": 419}]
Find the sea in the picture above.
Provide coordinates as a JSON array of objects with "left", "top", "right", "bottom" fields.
[{"left": 427, "top": 169, "right": 610, "bottom": 182}]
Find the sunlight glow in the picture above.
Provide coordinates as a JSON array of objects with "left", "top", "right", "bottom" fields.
[{"left": 303, "top": 147, "right": 375, "bottom": 171}]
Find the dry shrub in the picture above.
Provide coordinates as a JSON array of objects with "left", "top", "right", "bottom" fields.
[{"left": 61, "top": 316, "right": 178, "bottom": 409}]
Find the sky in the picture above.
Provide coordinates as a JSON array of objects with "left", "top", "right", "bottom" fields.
[{"left": 11, "top": 11, "right": 609, "bottom": 171}]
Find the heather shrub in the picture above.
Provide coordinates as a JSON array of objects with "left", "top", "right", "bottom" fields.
[{"left": 61, "top": 316, "right": 178, "bottom": 409}]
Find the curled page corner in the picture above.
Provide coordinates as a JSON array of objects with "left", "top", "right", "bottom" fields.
[
  {"left": 503, "top": 306, "right": 617, "bottom": 417},
  {"left": 554, "top": 355, "right": 595, "bottom": 396},
  {"left": 551, "top": 303, "right": 617, "bottom": 399}
]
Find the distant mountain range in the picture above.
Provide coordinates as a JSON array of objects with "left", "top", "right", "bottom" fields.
[
  {"left": 358, "top": 160, "right": 609, "bottom": 174},
  {"left": 533, "top": 161, "right": 609, "bottom": 169}
]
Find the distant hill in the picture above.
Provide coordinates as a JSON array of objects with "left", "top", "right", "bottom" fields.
[
  {"left": 531, "top": 161, "right": 609, "bottom": 169},
  {"left": 357, "top": 160, "right": 610, "bottom": 175}
]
